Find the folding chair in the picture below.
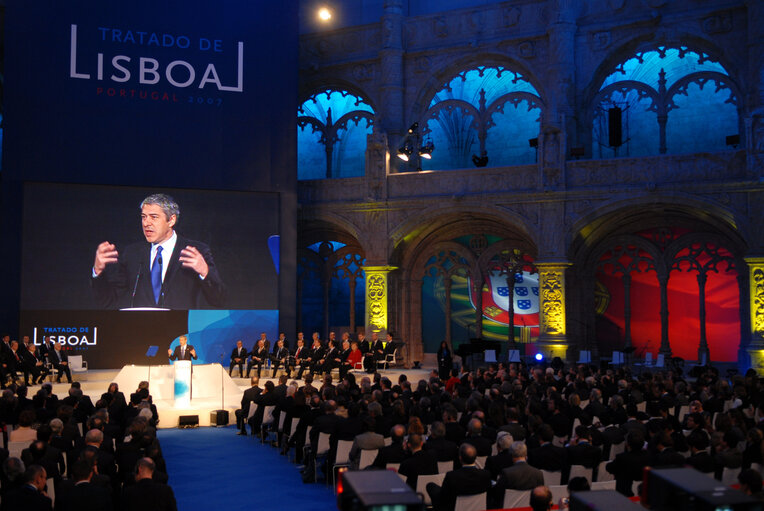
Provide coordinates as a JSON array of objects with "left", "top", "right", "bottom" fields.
[
  {"left": 438, "top": 460, "right": 454, "bottom": 473},
  {"left": 417, "top": 472, "right": 446, "bottom": 506},
  {"left": 502, "top": 490, "right": 530, "bottom": 509},
  {"left": 359, "top": 448, "right": 378, "bottom": 470},
  {"left": 456, "top": 492, "right": 487, "bottom": 511},
  {"left": 332, "top": 439, "right": 353, "bottom": 488},
  {"left": 591, "top": 480, "right": 616, "bottom": 491},
  {"left": 569, "top": 464, "right": 593, "bottom": 484},
  {"left": 541, "top": 469, "right": 562, "bottom": 485}
]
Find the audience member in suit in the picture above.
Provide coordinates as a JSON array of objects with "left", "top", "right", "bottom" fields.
[
  {"left": 685, "top": 430, "right": 715, "bottom": 473},
  {"left": 424, "top": 421, "right": 460, "bottom": 464},
  {"left": 443, "top": 406, "right": 466, "bottom": 445},
  {"left": 0, "top": 456, "right": 25, "bottom": 499},
  {"left": 621, "top": 404, "right": 648, "bottom": 438},
  {"left": 121, "top": 457, "right": 177, "bottom": 511},
  {"left": 47, "top": 342, "right": 72, "bottom": 384},
  {"left": 307, "top": 337, "right": 325, "bottom": 377},
  {"left": 528, "top": 424, "right": 567, "bottom": 472},
  {"left": 485, "top": 432, "right": 515, "bottom": 479},
  {"left": 22, "top": 344, "right": 48, "bottom": 385},
  {"left": 651, "top": 431, "right": 686, "bottom": 467},
  {"left": 372, "top": 424, "right": 409, "bottom": 468},
  {"left": 248, "top": 339, "right": 270, "bottom": 378},
  {"left": 399, "top": 433, "right": 438, "bottom": 490},
  {"left": 565, "top": 426, "right": 602, "bottom": 482},
  {"left": 714, "top": 430, "right": 744, "bottom": 480},
  {"left": 2, "top": 464, "right": 51, "bottom": 511},
  {"left": 349, "top": 416, "right": 385, "bottom": 470},
  {"left": 248, "top": 380, "right": 277, "bottom": 435},
  {"left": 7, "top": 341, "right": 31, "bottom": 386},
  {"left": 20, "top": 426, "right": 64, "bottom": 482},
  {"left": 606, "top": 429, "right": 652, "bottom": 496},
  {"left": 499, "top": 408, "right": 528, "bottom": 441},
  {"left": 270, "top": 339, "right": 290, "bottom": 378},
  {"left": 55, "top": 458, "right": 113, "bottom": 511},
  {"left": 370, "top": 333, "right": 386, "bottom": 364},
  {"left": 427, "top": 443, "right": 493, "bottom": 511},
  {"left": 530, "top": 486, "right": 554, "bottom": 511},
  {"left": 228, "top": 340, "right": 247, "bottom": 377},
  {"left": 291, "top": 338, "right": 311, "bottom": 379},
  {"left": 462, "top": 418, "right": 493, "bottom": 457},
  {"left": 494, "top": 441, "right": 545, "bottom": 506}
]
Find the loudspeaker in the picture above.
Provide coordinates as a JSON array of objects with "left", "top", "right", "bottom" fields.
[
  {"left": 210, "top": 410, "right": 229, "bottom": 427},
  {"left": 178, "top": 415, "right": 199, "bottom": 428},
  {"left": 608, "top": 107, "right": 622, "bottom": 147}
]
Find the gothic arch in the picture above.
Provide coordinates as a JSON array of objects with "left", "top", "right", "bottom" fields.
[
  {"left": 409, "top": 53, "right": 548, "bottom": 124},
  {"left": 569, "top": 200, "right": 748, "bottom": 363},
  {"left": 298, "top": 79, "right": 378, "bottom": 113}
]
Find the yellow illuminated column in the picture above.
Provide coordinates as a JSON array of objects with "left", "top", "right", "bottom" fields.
[
  {"left": 536, "top": 262, "right": 571, "bottom": 360},
  {"left": 363, "top": 266, "right": 397, "bottom": 336},
  {"left": 746, "top": 258, "right": 764, "bottom": 375}
]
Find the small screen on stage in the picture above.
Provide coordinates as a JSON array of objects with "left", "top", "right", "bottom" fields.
[{"left": 20, "top": 182, "right": 279, "bottom": 311}]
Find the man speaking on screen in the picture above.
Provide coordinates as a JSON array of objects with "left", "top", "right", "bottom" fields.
[{"left": 91, "top": 193, "right": 225, "bottom": 309}]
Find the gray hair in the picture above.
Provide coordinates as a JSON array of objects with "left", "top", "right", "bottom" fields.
[
  {"left": 140, "top": 194, "right": 179, "bottom": 222},
  {"left": 509, "top": 441, "right": 528, "bottom": 459},
  {"left": 497, "top": 432, "right": 514, "bottom": 451}
]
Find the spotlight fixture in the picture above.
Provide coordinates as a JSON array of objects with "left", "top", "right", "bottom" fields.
[
  {"left": 534, "top": 353, "right": 544, "bottom": 362},
  {"left": 419, "top": 140, "right": 434, "bottom": 159},
  {"left": 472, "top": 152, "right": 488, "bottom": 167},
  {"left": 407, "top": 122, "right": 419, "bottom": 134},
  {"left": 726, "top": 134, "right": 740, "bottom": 148},
  {"left": 528, "top": 137, "right": 538, "bottom": 148},
  {"left": 317, "top": 7, "right": 332, "bottom": 21},
  {"left": 397, "top": 140, "right": 414, "bottom": 161}
]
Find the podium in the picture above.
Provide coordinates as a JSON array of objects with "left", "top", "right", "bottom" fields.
[{"left": 174, "top": 360, "right": 192, "bottom": 407}]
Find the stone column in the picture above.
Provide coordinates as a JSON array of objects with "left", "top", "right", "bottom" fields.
[
  {"left": 536, "top": 261, "right": 572, "bottom": 360},
  {"left": 363, "top": 265, "right": 397, "bottom": 338},
  {"left": 658, "top": 272, "right": 672, "bottom": 357},
  {"left": 696, "top": 272, "right": 710, "bottom": 363},
  {"left": 379, "top": 0, "right": 405, "bottom": 172},
  {"left": 745, "top": 257, "right": 764, "bottom": 374}
]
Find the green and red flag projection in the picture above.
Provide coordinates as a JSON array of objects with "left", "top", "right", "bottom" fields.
[{"left": 595, "top": 227, "right": 739, "bottom": 362}]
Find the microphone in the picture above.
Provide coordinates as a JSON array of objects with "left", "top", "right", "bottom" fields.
[{"left": 131, "top": 262, "right": 143, "bottom": 308}]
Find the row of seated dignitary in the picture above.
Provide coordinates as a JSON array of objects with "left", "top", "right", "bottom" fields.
[
  {"left": 0, "top": 335, "right": 73, "bottom": 387},
  {"left": 0, "top": 381, "right": 177, "bottom": 511},
  {"left": 229, "top": 331, "right": 398, "bottom": 379},
  {"left": 240, "top": 359, "right": 764, "bottom": 509}
]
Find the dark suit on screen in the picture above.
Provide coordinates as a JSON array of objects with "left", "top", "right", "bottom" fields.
[{"left": 91, "top": 235, "right": 225, "bottom": 310}]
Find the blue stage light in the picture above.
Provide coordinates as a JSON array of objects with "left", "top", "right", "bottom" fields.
[{"left": 535, "top": 353, "right": 543, "bottom": 361}]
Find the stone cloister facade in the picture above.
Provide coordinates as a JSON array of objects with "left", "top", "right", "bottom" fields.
[{"left": 295, "top": 0, "right": 764, "bottom": 372}]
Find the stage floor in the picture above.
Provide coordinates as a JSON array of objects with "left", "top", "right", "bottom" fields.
[{"left": 54, "top": 365, "right": 434, "bottom": 429}]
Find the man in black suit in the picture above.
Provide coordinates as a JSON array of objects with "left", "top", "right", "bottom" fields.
[
  {"left": 685, "top": 429, "right": 715, "bottom": 473},
  {"left": 121, "top": 457, "right": 177, "bottom": 511},
  {"left": 528, "top": 424, "right": 567, "bottom": 472},
  {"left": 47, "top": 342, "right": 71, "bottom": 383},
  {"left": 167, "top": 335, "right": 197, "bottom": 362},
  {"left": 424, "top": 421, "right": 459, "bottom": 464},
  {"left": 372, "top": 424, "right": 409, "bottom": 468},
  {"left": 91, "top": 193, "right": 225, "bottom": 310},
  {"left": 565, "top": 426, "right": 602, "bottom": 483},
  {"left": 427, "top": 443, "right": 492, "bottom": 511},
  {"left": 235, "top": 377, "right": 261, "bottom": 435},
  {"left": 229, "top": 340, "right": 247, "bottom": 377},
  {"left": 291, "top": 337, "right": 311, "bottom": 379},
  {"left": 271, "top": 338, "right": 290, "bottom": 378},
  {"left": 55, "top": 458, "right": 113, "bottom": 511},
  {"left": 247, "top": 339, "right": 268, "bottom": 378},
  {"left": 3, "top": 464, "right": 51, "bottom": 511},
  {"left": 399, "top": 433, "right": 438, "bottom": 489},
  {"left": 462, "top": 418, "right": 493, "bottom": 457},
  {"left": 606, "top": 429, "right": 652, "bottom": 496}
]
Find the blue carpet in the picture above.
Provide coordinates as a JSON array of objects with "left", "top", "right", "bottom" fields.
[{"left": 157, "top": 425, "right": 336, "bottom": 511}]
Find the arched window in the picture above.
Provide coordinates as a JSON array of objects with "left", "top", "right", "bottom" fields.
[
  {"left": 593, "top": 47, "right": 738, "bottom": 158},
  {"left": 420, "top": 66, "right": 542, "bottom": 170},
  {"left": 297, "top": 240, "right": 365, "bottom": 338},
  {"left": 297, "top": 90, "right": 374, "bottom": 180}
]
